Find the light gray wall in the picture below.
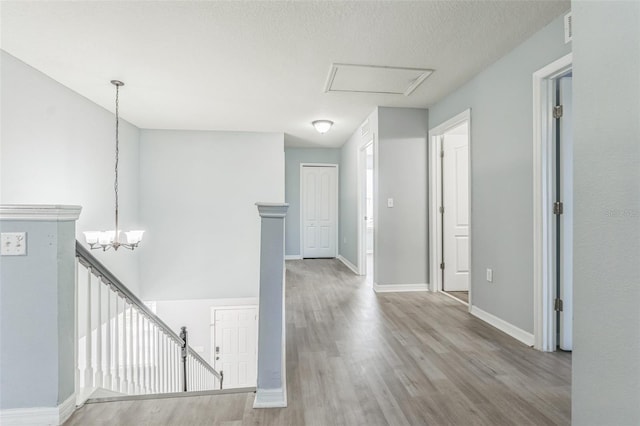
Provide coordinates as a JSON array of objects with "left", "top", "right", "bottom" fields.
[
  {"left": 139, "top": 130, "right": 284, "bottom": 301},
  {"left": 0, "top": 219, "right": 76, "bottom": 409},
  {"left": 339, "top": 109, "right": 378, "bottom": 266},
  {"left": 0, "top": 50, "right": 142, "bottom": 292},
  {"left": 376, "top": 107, "right": 429, "bottom": 285},
  {"left": 571, "top": 1, "right": 640, "bottom": 424},
  {"left": 429, "top": 13, "right": 570, "bottom": 332},
  {"left": 284, "top": 148, "right": 341, "bottom": 257}
]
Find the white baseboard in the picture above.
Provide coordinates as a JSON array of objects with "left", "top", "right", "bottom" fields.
[
  {"left": 337, "top": 255, "right": 359, "bottom": 274},
  {"left": 253, "top": 387, "right": 287, "bottom": 408},
  {"left": 470, "top": 305, "right": 535, "bottom": 346},
  {"left": 0, "top": 393, "right": 76, "bottom": 426},
  {"left": 373, "top": 283, "right": 429, "bottom": 293},
  {"left": 285, "top": 255, "right": 302, "bottom": 260}
]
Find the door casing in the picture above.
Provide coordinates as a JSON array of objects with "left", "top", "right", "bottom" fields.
[
  {"left": 357, "top": 138, "right": 375, "bottom": 276},
  {"left": 532, "top": 53, "right": 573, "bottom": 352},
  {"left": 428, "top": 109, "right": 472, "bottom": 310}
]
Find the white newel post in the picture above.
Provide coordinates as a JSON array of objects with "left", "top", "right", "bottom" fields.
[
  {"left": 0, "top": 205, "right": 82, "bottom": 425},
  {"left": 254, "top": 203, "right": 289, "bottom": 408}
]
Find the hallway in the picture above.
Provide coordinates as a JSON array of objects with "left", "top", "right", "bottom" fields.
[{"left": 66, "top": 259, "right": 571, "bottom": 425}]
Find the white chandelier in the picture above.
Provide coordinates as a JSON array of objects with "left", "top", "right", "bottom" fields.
[{"left": 84, "top": 80, "right": 144, "bottom": 251}]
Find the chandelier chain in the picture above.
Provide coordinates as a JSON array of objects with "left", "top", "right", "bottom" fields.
[{"left": 114, "top": 82, "right": 120, "bottom": 235}]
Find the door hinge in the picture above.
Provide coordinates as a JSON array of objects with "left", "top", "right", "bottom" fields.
[
  {"left": 554, "top": 298, "right": 564, "bottom": 312},
  {"left": 440, "top": 150, "right": 444, "bottom": 158},
  {"left": 553, "top": 105, "right": 563, "bottom": 119},
  {"left": 439, "top": 206, "right": 444, "bottom": 214},
  {"left": 440, "top": 262, "right": 445, "bottom": 270},
  {"left": 553, "top": 201, "right": 564, "bottom": 215}
]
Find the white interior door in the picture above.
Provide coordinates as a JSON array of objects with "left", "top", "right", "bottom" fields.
[
  {"left": 212, "top": 307, "right": 257, "bottom": 389},
  {"left": 302, "top": 165, "right": 337, "bottom": 258},
  {"left": 442, "top": 128, "right": 470, "bottom": 291},
  {"left": 558, "top": 75, "right": 573, "bottom": 351}
]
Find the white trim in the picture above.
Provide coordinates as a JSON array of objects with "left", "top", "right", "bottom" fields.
[
  {"left": 285, "top": 255, "right": 302, "bottom": 260},
  {"left": 207, "top": 298, "right": 260, "bottom": 323},
  {"left": 357, "top": 137, "right": 374, "bottom": 276},
  {"left": 0, "top": 204, "right": 82, "bottom": 221},
  {"left": 0, "top": 393, "right": 76, "bottom": 426},
  {"left": 253, "top": 387, "right": 287, "bottom": 408},
  {"left": 440, "top": 289, "right": 469, "bottom": 307},
  {"left": 337, "top": 255, "right": 358, "bottom": 274},
  {"left": 428, "top": 109, "right": 472, "bottom": 311},
  {"left": 299, "top": 163, "right": 339, "bottom": 259},
  {"left": 58, "top": 393, "right": 76, "bottom": 424},
  {"left": 470, "top": 306, "right": 534, "bottom": 347},
  {"left": 373, "top": 283, "right": 429, "bottom": 293},
  {"left": 256, "top": 203, "right": 289, "bottom": 218},
  {"left": 532, "top": 53, "right": 572, "bottom": 352}
]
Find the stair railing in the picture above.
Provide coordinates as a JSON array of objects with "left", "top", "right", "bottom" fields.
[{"left": 75, "top": 241, "right": 222, "bottom": 400}]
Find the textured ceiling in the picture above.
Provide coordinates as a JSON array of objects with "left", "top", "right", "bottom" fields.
[{"left": 0, "top": 1, "right": 569, "bottom": 147}]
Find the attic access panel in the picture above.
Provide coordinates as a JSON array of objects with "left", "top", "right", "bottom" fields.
[{"left": 324, "top": 63, "right": 433, "bottom": 96}]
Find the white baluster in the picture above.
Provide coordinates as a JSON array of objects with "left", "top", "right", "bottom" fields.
[
  {"left": 159, "top": 332, "right": 164, "bottom": 393},
  {"left": 138, "top": 311, "right": 143, "bottom": 394},
  {"left": 74, "top": 257, "right": 80, "bottom": 396},
  {"left": 154, "top": 325, "right": 160, "bottom": 393},
  {"left": 104, "top": 287, "right": 112, "bottom": 390},
  {"left": 94, "top": 278, "right": 103, "bottom": 388},
  {"left": 141, "top": 315, "right": 147, "bottom": 394},
  {"left": 84, "top": 268, "right": 93, "bottom": 389},
  {"left": 173, "top": 340, "right": 177, "bottom": 393},
  {"left": 121, "top": 301, "right": 129, "bottom": 393},
  {"left": 113, "top": 293, "right": 120, "bottom": 392},
  {"left": 170, "top": 340, "right": 175, "bottom": 392},
  {"left": 128, "top": 304, "right": 135, "bottom": 394}
]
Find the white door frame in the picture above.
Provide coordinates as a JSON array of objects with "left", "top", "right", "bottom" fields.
[
  {"left": 357, "top": 136, "right": 375, "bottom": 276},
  {"left": 428, "top": 109, "right": 472, "bottom": 310},
  {"left": 532, "top": 53, "right": 572, "bottom": 352},
  {"left": 300, "top": 163, "right": 339, "bottom": 258}
]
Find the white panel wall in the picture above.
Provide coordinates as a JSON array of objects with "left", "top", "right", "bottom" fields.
[
  {"left": 0, "top": 51, "right": 142, "bottom": 290},
  {"left": 139, "top": 130, "right": 284, "bottom": 301}
]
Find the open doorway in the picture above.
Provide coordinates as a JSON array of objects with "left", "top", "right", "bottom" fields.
[
  {"left": 358, "top": 138, "right": 375, "bottom": 282},
  {"left": 429, "top": 110, "right": 471, "bottom": 308}
]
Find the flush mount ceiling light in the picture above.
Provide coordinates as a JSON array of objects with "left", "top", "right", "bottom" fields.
[
  {"left": 84, "top": 80, "right": 144, "bottom": 251},
  {"left": 312, "top": 120, "right": 334, "bottom": 134}
]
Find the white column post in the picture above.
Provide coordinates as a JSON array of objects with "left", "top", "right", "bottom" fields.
[{"left": 254, "top": 203, "right": 289, "bottom": 408}]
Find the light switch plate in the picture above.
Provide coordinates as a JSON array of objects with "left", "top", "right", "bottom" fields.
[
  {"left": 486, "top": 268, "right": 493, "bottom": 282},
  {"left": 1, "top": 232, "right": 27, "bottom": 256},
  {"left": 387, "top": 198, "right": 394, "bottom": 208}
]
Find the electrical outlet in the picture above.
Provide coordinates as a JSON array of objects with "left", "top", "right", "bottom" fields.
[
  {"left": 486, "top": 268, "right": 493, "bottom": 282},
  {"left": 1, "top": 232, "right": 27, "bottom": 256}
]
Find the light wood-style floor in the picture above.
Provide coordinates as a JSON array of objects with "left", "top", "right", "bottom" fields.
[{"left": 65, "top": 259, "right": 571, "bottom": 425}]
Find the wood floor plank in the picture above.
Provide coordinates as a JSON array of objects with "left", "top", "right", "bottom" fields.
[{"left": 65, "top": 259, "right": 570, "bottom": 425}]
